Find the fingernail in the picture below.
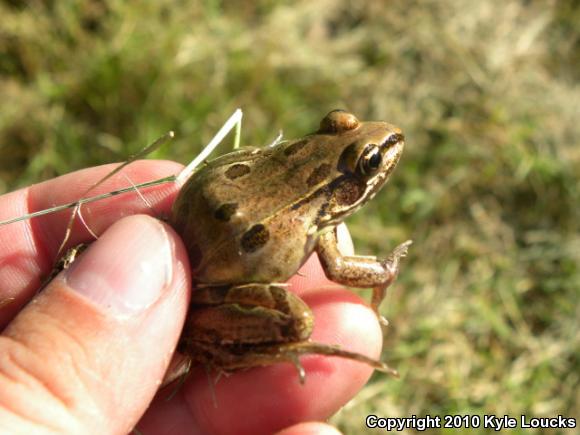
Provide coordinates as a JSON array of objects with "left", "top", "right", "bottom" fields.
[{"left": 65, "top": 215, "right": 172, "bottom": 316}]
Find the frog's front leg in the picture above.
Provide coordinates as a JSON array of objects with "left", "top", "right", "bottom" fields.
[{"left": 316, "top": 227, "right": 412, "bottom": 326}]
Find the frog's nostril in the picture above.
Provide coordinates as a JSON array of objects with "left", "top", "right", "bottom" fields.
[{"left": 384, "top": 133, "right": 404, "bottom": 146}]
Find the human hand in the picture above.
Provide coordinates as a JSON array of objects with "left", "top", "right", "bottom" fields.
[{"left": 0, "top": 161, "right": 384, "bottom": 434}]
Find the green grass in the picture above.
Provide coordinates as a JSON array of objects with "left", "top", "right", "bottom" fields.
[{"left": 1, "top": 0, "right": 578, "bottom": 433}]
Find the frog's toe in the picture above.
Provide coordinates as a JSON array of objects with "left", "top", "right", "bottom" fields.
[
  {"left": 394, "top": 240, "right": 413, "bottom": 257},
  {"left": 288, "top": 354, "right": 306, "bottom": 385}
]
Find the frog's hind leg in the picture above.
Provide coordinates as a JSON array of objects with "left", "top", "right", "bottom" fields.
[
  {"left": 181, "top": 332, "right": 399, "bottom": 385},
  {"left": 266, "top": 341, "right": 399, "bottom": 384},
  {"left": 183, "top": 340, "right": 398, "bottom": 385},
  {"left": 182, "top": 283, "right": 398, "bottom": 384},
  {"left": 236, "top": 341, "right": 399, "bottom": 384}
]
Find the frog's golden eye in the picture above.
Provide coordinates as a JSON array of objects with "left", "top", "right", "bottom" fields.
[
  {"left": 318, "top": 110, "right": 360, "bottom": 134},
  {"left": 357, "top": 144, "right": 382, "bottom": 175}
]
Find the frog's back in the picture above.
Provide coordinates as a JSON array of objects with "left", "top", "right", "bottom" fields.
[{"left": 171, "top": 144, "right": 327, "bottom": 284}]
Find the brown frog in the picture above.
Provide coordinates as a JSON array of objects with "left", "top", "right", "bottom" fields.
[{"left": 170, "top": 110, "right": 411, "bottom": 382}]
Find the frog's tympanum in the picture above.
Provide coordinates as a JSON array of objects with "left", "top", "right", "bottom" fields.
[{"left": 170, "top": 110, "right": 411, "bottom": 383}]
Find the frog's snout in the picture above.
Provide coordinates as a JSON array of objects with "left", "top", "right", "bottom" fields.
[
  {"left": 383, "top": 132, "right": 405, "bottom": 148},
  {"left": 392, "top": 132, "right": 405, "bottom": 142}
]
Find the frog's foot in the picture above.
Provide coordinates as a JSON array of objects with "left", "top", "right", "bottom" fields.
[
  {"left": 181, "top": 340, "right": 397, "bottom": 385},
  {"left": 274, "top": 342, "right": 399, "bottom": 384},
  {"left": 240, "top": 342, "right": 399, "bottom": 384},
  {"left": 389, "top": 240, "right": 413, "bottom": 263},
  {"left": 373, "top": 310, "right": 390, "bottom": 328},
  {"left": 371, "top": 240, "right": 413, "bottom": 324},
  {"left": 381, "top": 240, "right": 412, "bottom": 278}
]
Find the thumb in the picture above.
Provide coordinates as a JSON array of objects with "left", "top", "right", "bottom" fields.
[{"left": 0, "top": 215, "right": 190, "bottom": 434}]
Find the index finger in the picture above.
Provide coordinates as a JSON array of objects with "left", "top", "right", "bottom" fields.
[{"left": 0, "top": 160, "right": 183, "bottom": 327}]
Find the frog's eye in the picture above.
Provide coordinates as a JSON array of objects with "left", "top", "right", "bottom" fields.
[
  {"left": 318, "top": 110, "right": 360, "bottom": 134},
  {"left": 358, "top": 144, "right": 382, "bottom": 175}
]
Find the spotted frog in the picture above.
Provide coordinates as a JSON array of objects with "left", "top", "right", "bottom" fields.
[{"left": 170, "top": 110, "right": 411, "bottom": 382}]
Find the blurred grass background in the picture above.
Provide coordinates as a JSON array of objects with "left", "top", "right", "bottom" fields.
[{"left": 1, "top": 0, "right": 578, "bottom": 433}]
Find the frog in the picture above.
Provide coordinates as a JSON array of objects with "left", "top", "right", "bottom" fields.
[{"left": 168, "top": 110, "right": 411, "bottom": 383}]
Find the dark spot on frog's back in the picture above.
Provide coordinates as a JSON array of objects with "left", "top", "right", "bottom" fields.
[
  {"left": 225, "top": 163, "right": 251, "bottom": 180},
  {"left": 333, "top": 178, "right": 364, "bottom": 206},
  {"left": 214, "top": 203, "right": 238, "bottom": 221},
  {"left": 306, "top": 163, "right": 331, "bottom": 187},
  {"left": 283, "top": 139, "right": 309, "bottom": 156},
  {"left": 241, "top": 224, "right": 270, "bottom": 253}
]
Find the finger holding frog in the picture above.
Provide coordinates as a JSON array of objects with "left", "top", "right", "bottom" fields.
[{"left": 0, "top": 160, "right": 182, "bottom": 328}]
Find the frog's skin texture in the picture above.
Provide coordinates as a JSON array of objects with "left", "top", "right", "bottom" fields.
[{"left": 170, "top": 110, "right": 411, "bottom": 383}]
